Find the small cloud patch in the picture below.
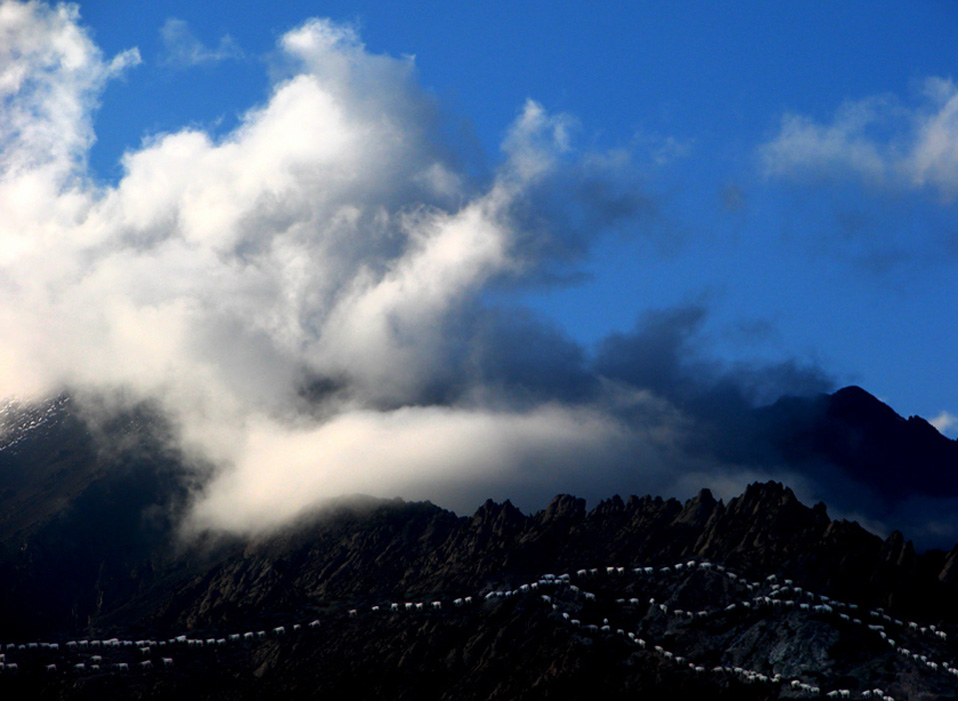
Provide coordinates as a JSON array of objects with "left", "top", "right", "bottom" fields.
[{"left": 159, "top": 18, "right": 242, "bottom": 69}]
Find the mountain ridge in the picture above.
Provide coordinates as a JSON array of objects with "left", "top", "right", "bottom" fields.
[
  {"left": 3, "top": 386, "right": 958, "bottom": 697},
  {"left": 3, "top": 481, "right": 958, "bottom": 699}
]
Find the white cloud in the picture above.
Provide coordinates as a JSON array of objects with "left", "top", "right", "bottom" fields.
[
  {"left": 188, "top": 403, "right": 641, "bottom": 534},
  {"left": 930, "top": 410, "right": 958, "bottom": 437},
  {"left": 760, "top": 78, "right": 958, "bottom": 201},
  {"left": 1, "top": 4, "right": 697, "bottom": 534},
  {"left": 0, "top": 0, "right": 138, "bottom": 235},
  {"left": 909, "top": 78, "right": 958, "bottom": 197},
  {"left": 159, "top": 17, "right": 242, "bottom": 68}
]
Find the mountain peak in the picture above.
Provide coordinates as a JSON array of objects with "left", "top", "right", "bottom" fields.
[
  {"left": 738, "top": 480, "right": 796, "bottom": 505},
  {"left": 673, "top": 488, "right": 719, "bottom": 528},
  {"left": 756, "top": 385, "right": 958, "bottom": 511},
  {"left": 831, "top": 384, "right": 876, "bottom": 401},
  {"left": 828, "top": 385, "right": 900, "bottom": 422},
  {"left": 540, "top": 493, "right": 586, "bottom": 523}
]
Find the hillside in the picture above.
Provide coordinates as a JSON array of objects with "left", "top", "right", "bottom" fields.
[{"left": 2, "top": 391, "right": 958, "bottom": 698}]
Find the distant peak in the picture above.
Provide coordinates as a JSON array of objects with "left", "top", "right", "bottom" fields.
[
  {"left": 832, "top": 385, "right": 873, "bottom": 399},
  {"left": 674, "top": 488, "right": 719, "bottom": 527},
  {"left": 471, "top": 498, "right": 525, "bottom": 528},
  {"left": 829, "top": 385, "right": 896, "bottom": 416},
  {"left": 741, "top": 480, "right": 790, "bottom": 500},
  {"left": 541, "top": 494, "right": 586, "bottom": 522},
  {"left": 695, "top": 487, "right": 716, "bottom": 504}
]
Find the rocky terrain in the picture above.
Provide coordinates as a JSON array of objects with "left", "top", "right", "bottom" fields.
[{"left": 2, "top": 391, "right": 958, "bottom": 699}]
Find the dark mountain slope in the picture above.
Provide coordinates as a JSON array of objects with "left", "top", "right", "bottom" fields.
[
  {"left": 0, "top": 396, "right": 200, "bottom": 638},
  {"left": 5, "top": 482, "right": 958, "bottom": 700},
  {"left": 137, "top": 482, "right": 955, "bottom": 638},
  {"left": 3, "top": 388, "right": 958, "bottom": 697},
  {"left": 757, "top": 385, "right": 958, "bottom": 502},
  {"left": 1, "top": 388, "right": 958, "bottom": 640}
]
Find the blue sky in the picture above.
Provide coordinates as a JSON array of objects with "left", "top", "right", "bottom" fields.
[
  {"left": 70, "top": 0, "right": 958, "bottom": 430},
  {"left": 4, "top": 0, "right": 958, "bottom": 533}
]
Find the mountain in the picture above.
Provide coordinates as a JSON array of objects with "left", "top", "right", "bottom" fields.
[
  {"left": 756, "top": 385, "right": 958, "bottom": 503},
  {"left": 2, "top": 390, "right": 958, "bottom": 698}
]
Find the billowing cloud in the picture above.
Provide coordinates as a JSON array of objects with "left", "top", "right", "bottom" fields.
[
  {"left": 0, "top": 2, "right": 676, "bottom": 532},
  {"left": 760, "top": 77, "right": 958, "bottom": 201},
  {"left": 159, "top": 17, "right": 242, "bottom": 68},
  {"left": 0, "top": 2, "right": 841, "bottom": 536},
  {"left": 0, "top": 1, "right": 138, "bottom": 229}
]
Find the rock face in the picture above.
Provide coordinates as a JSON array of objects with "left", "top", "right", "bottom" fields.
[
  {"left": 2, "top": 392, "right": 958, "bottom": 698},
  {"left": 2, "top": 479, "right": 958, "bottom": 699}
]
